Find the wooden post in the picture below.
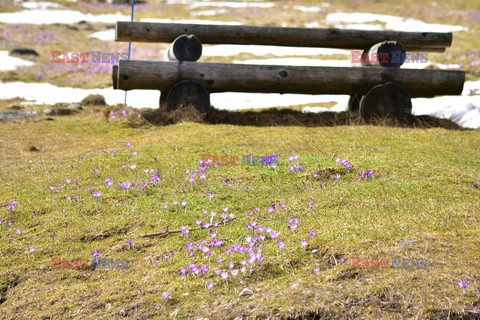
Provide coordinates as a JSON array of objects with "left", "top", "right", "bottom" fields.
[
  {"left": 116, "top": 60, "right": 465, "bottom": 97},
  {"left": 164, "top": 34, "right": 203, "bottom": 62},
  {"left": 360, "top": 82, "right": 412, "bottom": 121},
  {"left": 112, "top": 65, "right": 118, "bottom": 89},
  {"left": 165, "top": 80, "right": 210, "bottom": 113},
  {"left": 116, "top": 22, "right": 452, "bottom": 51}
]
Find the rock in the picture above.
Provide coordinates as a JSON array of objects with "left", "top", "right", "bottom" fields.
[
  {"left": 0, "top": 111, "right": 36, "bottom": 121},
  {"left": 233, "top": 317, "right": 244, "bottom": 320},
  {"left": 396, "top": 239, "right": 417, "bottom": 246},
  {"left": 9, "top": 47, "right": 40, "bottom": 59},
  {"left": 239, "top": 288, "right": 253, "bottom": 297},
  {"left": 43, "top": 108, "right": 77, "bottom": 116},
  {"left": 8, "top": 105, "right": 22, "bottom": 110},
  {"left": 119, "top": 309, "right": 126, "bottom": 316},
  {"left": 169, "top": 310, "right": 178, "bottom": 318},
  {"left": 81, "top": 94, "right": 106, "bottom": 106},
  {"left": 66, "top": 103, "right": 83, "bottom": 110}
]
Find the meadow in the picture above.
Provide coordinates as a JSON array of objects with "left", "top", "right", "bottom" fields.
[{"left": 1, "top": 0, "right": 480, "bottom": 319}]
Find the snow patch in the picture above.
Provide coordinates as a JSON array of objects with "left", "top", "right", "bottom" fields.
[
  {"left": 326, "top": 12, "right": 468, "bottom": 32},
  {"left": 202, "top": 45, "right": 350, "bottom": 57},
  {"left": 0, "top": 51, "right": 34, "bottom": 71}
]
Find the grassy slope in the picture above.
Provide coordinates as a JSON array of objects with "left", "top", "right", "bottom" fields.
[{"left": 0, "top": 111, "right": 479, "bottom": 319}]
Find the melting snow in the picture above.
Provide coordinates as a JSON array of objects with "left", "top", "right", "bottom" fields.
[
  {"left": 0, "top": 51, "right": 34, "bottom": 71},
  {"left": 202, "top": 45, "right": 350, "bottom": 57},
  {"left": 326, "top": 12, "right": 468, "bottom": 32}
]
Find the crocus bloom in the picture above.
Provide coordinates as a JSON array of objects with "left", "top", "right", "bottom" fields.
[
  {"left": 207, "top": 193, "right": 214, "bottom": 199},
  {"left": 126, "top": 142, "right": 131, "bottom": 147},
  {"left": 129, "top": 164, "right": 136, "bottom": 170},
  {"left": 180, "top": 226, "right": 189, "bottom": 237},
  {"left": 206, "top": 282, "right": 213, "bottom": 290},
  {"left": 458, "top": 280, "right": 468, "bottom": 289},
  {"left": 477, "top": 286, "right": 480, "bottom": 294},
  {"left": 290, "top": 282, "right": 298, "bottom": 289},
  {"left": 231, "top": 269, "right": 238, "bottom": 277},
  {"left": 179, "top": 267, "right": 188, "bottom": 277},
  {"left": 308, "top": 231, "right": 316, "bottom": 237},
  {"left": 28, "top": 247, "right": 36, "bottom": 254},
  {"left": 93, "top": 168, "right": 98, "bottom": 174},
  {"left": 222, "top": 207, "right": 228, "bottom": 213},
  {"left": 162, "top": 292, "right": 170, "bottom": 299},
  {"left": 276, "top": 241, "right": 285, "bottom": 250},
  {"left": 314, "top": 267, "right": 321, "bottom": 274},
  {"left": 339, "top": 257, "right": 346, "bottom": 264},
  {"left": 308, "top": 203, "right": 313, "bottom": 209},
  {"left": 366, "top": 170, "right": 374, "bottom": 177},
  {"left": 220, "top": 272, "right": 228, "bottom": 280},
  {"left": 300, "top": 240, "right": 307, "bottom": 248},
  {"left": 92, "top": 191, "right": 102, "bottom": 199},
  {"left": 162, "top": 204, "right": 168, "bottom": 210},
  {"left": 7, "top": 221, "right": 13, "bottom": 227},
  {"left": 181, "top": 200, "right": 187, "bottom": 207},
  {"left": 16, "top": 229, "right": 22, "bottom": 235},
  {"left": 91, "top": 250, "right": 99, "bottom": 257}
]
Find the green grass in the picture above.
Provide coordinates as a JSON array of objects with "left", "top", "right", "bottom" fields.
[{"left": 0, "top": 110, "right": 479, "bottom": 319}]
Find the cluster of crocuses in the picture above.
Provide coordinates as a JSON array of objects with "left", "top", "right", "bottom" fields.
[
  {"left": 287, "top": 155, "right": 304, "bottom": 172},
  {"left": 457, "top": 280, "right": 480, "bottom": 294},
  {"left": 3, "top": 200, "right": 17, "bottom": 211},
  {"left": 185, "top": 163, "right": 208, "bottom": 184},
  {"left": 358, "top": 170, "right": 374, "bottom": 179},
  {"left": 260, "top": 154, "right": 279, "bottom": 167},
  {"left": 335, "top": 156, "right": 352, "bottom": 169}
]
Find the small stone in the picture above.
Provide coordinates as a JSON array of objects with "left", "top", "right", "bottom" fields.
[
  {"left": 233, "top": 317, "right": 244, "bottom": 320},
  {"left": 105, "top": 303, "right": 111, "bottom": 310},
  {"left": 396, "top": 239, "right": 417, "bottom": 246},
  {"left": 239, "top": 288, "right": 253, "bottom": 297},
  {"left": 119, "top": 309, "right": 126, "bottom": 316},
  {"left": 169, "top": 310, "right": 179, "bottom": 318},
  {"left": 43, "top": 108, "right": 76, "bottom": 116}
]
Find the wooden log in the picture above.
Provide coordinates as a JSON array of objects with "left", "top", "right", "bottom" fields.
[
  {"left": 347, "top": 94, "right": 361, "bottom": 113},
  {"left": 356, "top": 41, "right": 407, "bottom": 68},
  {"left": 164, "top": 34, "right": 203, "bottom": 62},
  {"left": 116, "top": 22, "right": 452, "bottom": 51},
  {"left": 165, "top": 80, "right": 210, "bottom": 112},
  {"left": 360, "top": 82, "right": 412, "bottom": 120},
  {"left": 116, "top": 60, "right": 465, "bottom": 97},
  {"left": 112, "top": 65, "right": 118, "bottom": 89}
]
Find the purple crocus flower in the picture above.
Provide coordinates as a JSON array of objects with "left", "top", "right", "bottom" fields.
[
  {"left": 120, "top": 182, "right": 131, "bottom": 190},
  {"left": 16, "top": 229, "right": 22, "bottom": 235},
  {"left": 458, "top": 280, "right": 468, "bottom": 290},
  {"left": 339, "top": 257, "right": 346, "bottom": 264},
  {"left": 308, "top": 203, "right": 313, "bottom": 209},
  {"left": 366, "top": 170, "right": 374, "bottom": 177},
  {"left": 7, "top": 221, "right": 13, "bottom": 227},
  {"left": 28, "top": 247, "right": 36, "bottom": 254},
  {"left": 49, "top": 186, "right": 58, "bottom": 192},
  {"left": 126, "top": 142, "right": 131, "bottom": 148},
  {"left": 162, "top": 204, "right": 168, "bottom": 210},
  {"left": 206, "top": 282, "right": 213, "bottom": 290},
  {"left": 92, "top": 191, "right": 102, "bottom": 199},
  {"left": 308, "top": 231, "right": 316, "bottom": 237},
  {"left": 162, "top": 291, "right": 170, "bottom": 299},
  {"left": 180, "top": 226, "right": 189, "bottom": 237},
  {"left": 220, "top": 272, "right": 228, "bottom": 280},
  {"left": 179, "top": 267, "right": 188, "bottom": 277},
  {"left": 181, "top": 200, "right": 187, "bottom": 207},
  {"left": 314, "top": 266, "right": 321, "bottom": 274},
  {"left": 91, "top": 250, "right": 99, "bottom": 257},
  {"left": 93, "top": 168, "right": 99, "bottom": 174},
  {"left": 290, "top": 282, "right": 298, "bottom": 289},
  {"left": 300, "top": 240, "right": 307, "bottom": 248},
  {"left": 276, "top": 241, "right": 285, "bottom": 250}
]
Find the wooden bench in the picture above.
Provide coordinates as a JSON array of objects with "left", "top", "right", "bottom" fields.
[{"left": 112, "top": 22, "right": 465, "bottom": 121}]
